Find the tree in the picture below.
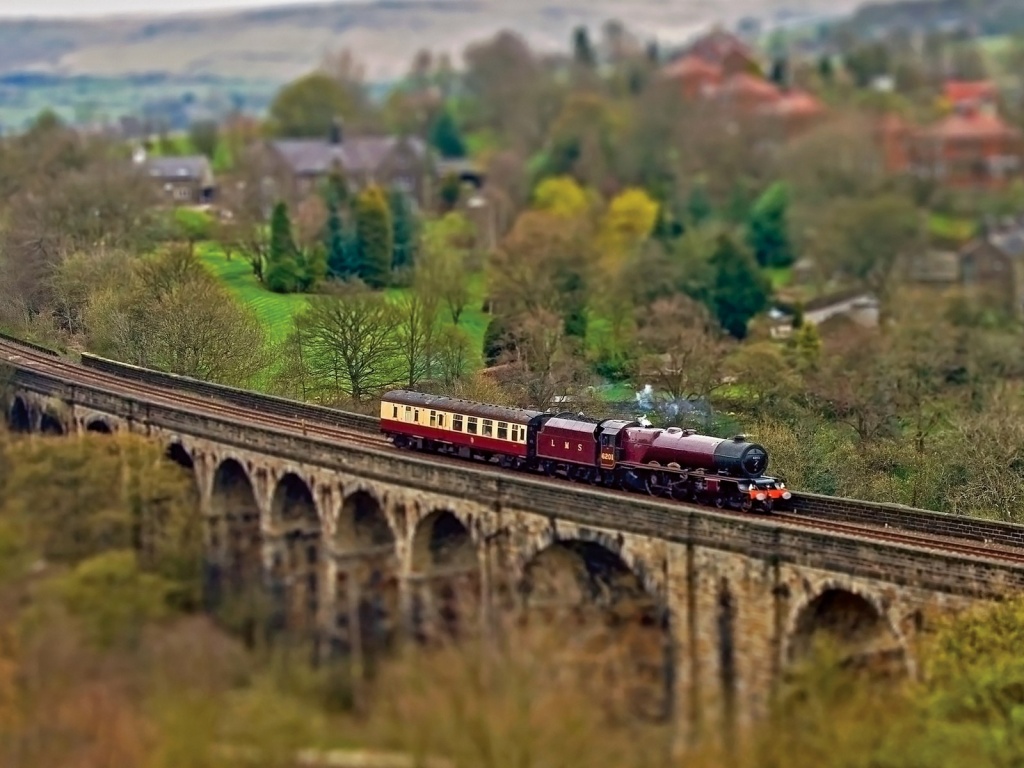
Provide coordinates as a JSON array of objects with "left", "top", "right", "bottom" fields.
[
  {"left": 395, "top": 286, "right": 439, "bottom": 389},
  {"left": 497, "top": 309, "right": 593, "bottom": 410},
  {"left": 818, "top": 54, "right": 834, "bottom": 83},
  {"left": 1, "top": 432, "right": 201, "bottom": 598},
  {"left": 428, "top": 109, "right": 467, "bottom": 159},
  {"left": 86, "top": 247, "right": 270, "bottom": 387},
  {"left": 542, "top": 92, "right": 619, "bottom": 186},
  {"left": 438, "top": 173, "right": 462, "bottom": 212},
  {"left": 288, "top": 281, "right": 403, "bottom": 403},
  {"left": 325, "top": 202, "right": 358, "bottom": 279},
  {"left": 435, "top": 324, "right": 472, "bottom": 388},
  {"left": 389, "top": 189, "right": 418, "bottom": 272},
  {"left": 805, "top": 326, "right": 900, "bottom": 446},
  {"left": 265, "top": 202, "right": 301, "bottom": 293},
  {"left": 769, "top": 57, "right": 788, "bottom": 87},
  {"left": 355, "top": 185, "right": 394, "bottom": 288},
  {"left": 0, "top": 134, "right": 161, "bottom": 323},
  {"left": 463, "top": 31, "right": 543, "bottom": 149},
  {"left": 572, "top": 26, "right": 596, "bottom": 69},
  {"left": 417, "top": 212, "right": 475, "bottom": 325},
  {"left": 188, "top": 120, "right": 219, "bottom": 159},
  {"left": 217, "top": 144, "right": 277, "bottom": 282},
  {"left": 779, "top": 114, "right": 887, "bottom": 204},
  {"left": 489, "top": 210, "right": 591, "bottom": 327},
  {"left": 599, "top": 187, "right": 659, "bottom": 269},
  {"left": 269, "top": 72, "right": 358, "bottom": 138},
  {"left": 725, "top": 341, "right": 801, "bottom": 417},
  {"left": 532, "top": 176, "right": 591, "bottom": 219},
  {"left": 708, "top": 234, "right": 771, "bottom": 339},
  {"left": 633, "top": 296, "right": 729, "bottom": 406},
  {"left": 746, "top": 181, "right": 794, "bottom": 268},
  {"left": 815, "top": 194, "right": 922, "bottom": 313},
  {"left": 686, "top": 182, "right": 714, "bottom": 226}
]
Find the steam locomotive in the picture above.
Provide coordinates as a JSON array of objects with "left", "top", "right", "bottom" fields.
[{"left": 380, "top": 390, "right": 791, "bottom": 513}]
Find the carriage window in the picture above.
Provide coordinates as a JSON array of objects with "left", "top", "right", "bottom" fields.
[
  {"left": 467, "top": 417, "right": 478, "bottom": 435},
  {"left": 438, "top": 413, "right": 446, "bottom": 428},
  {"left": 511, "top": 425, "right": 520, "bottom": 442},
  {"left": 482, "top": 419, "right": 493, "bottom": 437},
  {"left": 414, "top": 409, "right": 420, "bottom": 423},
  {"left": 430, "top": 410, "right": 437, "bottom": 427},
  {"left": 453, "top": 415, "right": 463, "bottom": 431},
  {"left": 404, "top": 406, "right": 412, "bottom": 422},
  {"left": 392, "top": 405, "right": 398, "bottom": 419},
  {"left": 497, "top": 422, "right": 508, "bottom": 440}
]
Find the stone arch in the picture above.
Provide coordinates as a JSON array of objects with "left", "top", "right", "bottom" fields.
[
  {"left": 412, "top": 510, "right": 476, "bottom": 572},
  {"left": 331, "top": 489, "right": 400, "bottom": 671},
  {"left": 788, "top": 588, "right": 907, "bottom": 674},
  {"left": 270, "top": 473, "right": 322, "bottom": 639},
  {"left": 209, "top": 458, "right": 263, "bottom": 613},
  {"left": 336, "top": 490, "right": 394, "bottom": 555},
  {"left": 85, "top": 418, "right": 112, "bottom": 434},
  {"left": 521, "top": 539, "right": 670, "bottom": 722},
  {"left": 39, "top": 411, "right": 64, "bottom": 436},
  {"left": 7, "top": 397, "right": 30, "bottom": 433},
  {"left": 410, "top": 510, "right": 480, "bottom": 643},
  {"left": 515, "top": 526, "right": 667, "bottom": 605}
]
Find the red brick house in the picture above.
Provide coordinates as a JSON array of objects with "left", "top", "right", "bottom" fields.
[
  {"left": 686, "top": 28, "right": 761, "bottom": 76},
  {"left": 662, "top": 54, "right": 722, "bottom": 99},
  {"left": 756, "top": 89, "right": 827, "bottom": 138},
  {"left": 943, "top": 80, "right": 998, "bottom": 113},
  {"left": 877, "top": 114, "right": 911, "bottom": 175},
  {"left": 907, "top": 111, "right": 1023, "bottom": 189}
]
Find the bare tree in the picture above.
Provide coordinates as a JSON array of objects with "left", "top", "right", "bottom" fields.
[
  {"left": 805, "top": 326, "right": 901, "bottom": 446},
  {"left": 499, "top": 309, "right": 593, "bottom": 410},
  {"left": 219, "top": 145, "right": 280, "bottom": 281},
  {"left": 290, "top": 281, "right": 403, "bottom": 404},
  {"left": 86, "top": 247, "right": 270, "bottom": 387},
  {"left": 394, "top": 286, "right": 440, "bottom": 389},
  {"left": 633, "top": 296, "right": 730, "bottom": 405},
  {"left": 416, "top": 213, "right": 475, "bottom": 325}
]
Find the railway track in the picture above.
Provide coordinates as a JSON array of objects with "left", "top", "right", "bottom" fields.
[
  {"left": 776, "top": 513, "right": 1024, "bottom": 565},
  {"left": 3, "top": 337, "right": 1024, "bottom": 565},
  {"left": 0, "top": 340, "right": 387, "bottom": 453}
]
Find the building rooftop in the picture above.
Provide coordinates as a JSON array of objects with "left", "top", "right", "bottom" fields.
[
  {"left": 145, "top": 155, "right": 212, "bottom": 181},
  {"left": 943, "top": 79, "right": 997, "bottom": 105},
  {"left": 918, "top": 112, "right": 1022, "bottom": 141},
  {"left": 269, "top": 135, "right": 428, "bottom": 176},
  {"left": 662, "top": 54, "right": 722, "bottom": 80}
]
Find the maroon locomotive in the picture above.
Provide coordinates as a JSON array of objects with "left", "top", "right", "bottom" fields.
[{"left": 380, "top": 390, "right": 790, "bottom": 512}]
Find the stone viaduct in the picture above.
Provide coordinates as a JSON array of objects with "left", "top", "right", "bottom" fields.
[{"left": 6, "top": 351, "right": 1024, "bottom": 750}]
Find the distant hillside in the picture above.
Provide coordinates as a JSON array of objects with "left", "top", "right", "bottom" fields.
[{"left": 0, "top": 0, "right": 867, "bottom": 84}]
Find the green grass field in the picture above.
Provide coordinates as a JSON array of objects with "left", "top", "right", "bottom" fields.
[
  {"left": 198, "top": 243, "right": 311, "bottom": 344},
  {"left": 198, "top": 243, "right": 491, "bottom": 368}
]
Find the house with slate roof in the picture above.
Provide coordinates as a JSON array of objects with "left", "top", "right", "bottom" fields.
[
  {"left": 265, "top": 119, "right": 434, "bottom": 208},
  {"left": 958, "top": 216, "right": 1024, "bottom": 317},
  {"left": 141, "top": 152, "right": 216, "bottom": 205}
]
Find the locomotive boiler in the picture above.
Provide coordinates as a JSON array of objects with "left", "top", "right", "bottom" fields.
[{"left": 622, "top": 428, "right": 769, "bottom": 478}]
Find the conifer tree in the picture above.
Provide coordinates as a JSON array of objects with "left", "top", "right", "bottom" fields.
[
  {"left": 266, "top": 201, "right": 301, "bottom": 293},
  {"left": 389, "top": 189, "right": 418, "bottom": 272},
  {"left": 325, "top": 203, "right": 358, "bottom": 279},
  {"left": 746, "top": 181, "right": 794, "bottom": 268},
  {"left": 355, "top": 185, "right": 393, "bottom": 288},
  {"left": 709, "top": 234, "right": 771, "bottom": 339},
  {"left": 428, "top": 109, "right": 467, "bottom": 159},
  {"left": 268, "top": 202, "right": 295, "bottom": 264},
  {"left": 686, "top": 182, "right": 713, "bottom": 226}
]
